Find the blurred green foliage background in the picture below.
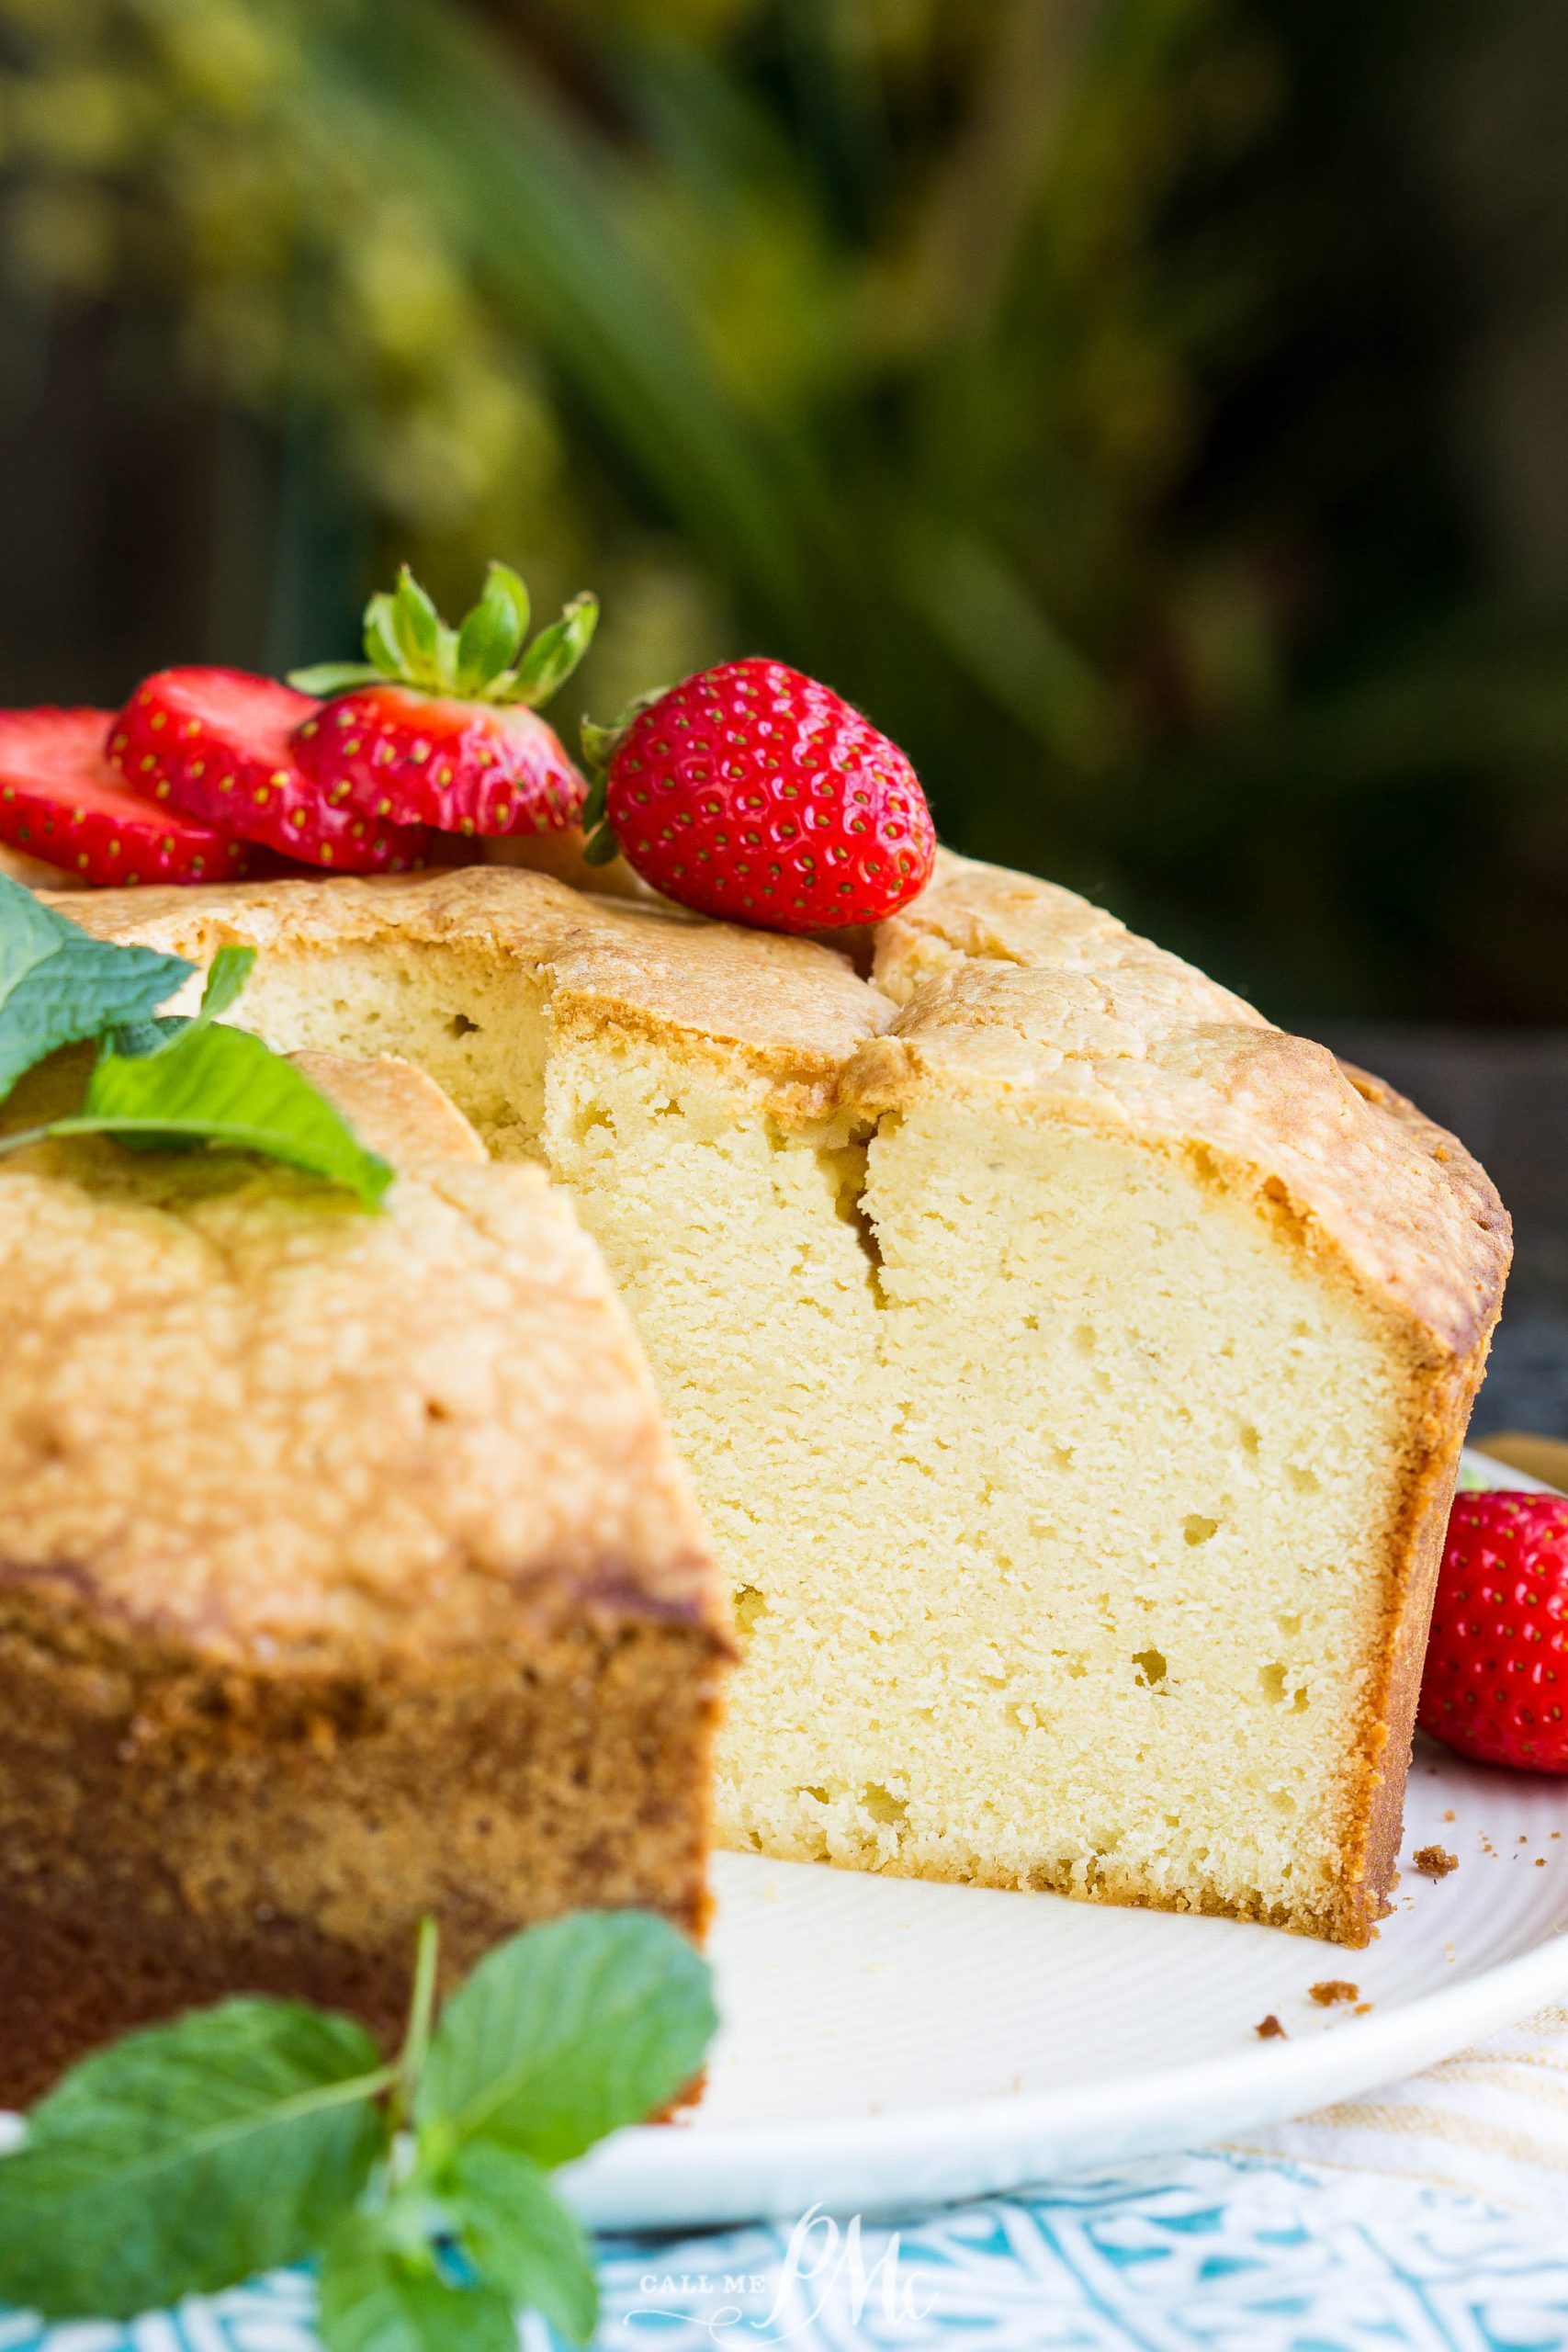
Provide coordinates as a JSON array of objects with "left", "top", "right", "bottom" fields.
[{"left": 1, "top": 0, "right": 1566, "bottom": 1023}]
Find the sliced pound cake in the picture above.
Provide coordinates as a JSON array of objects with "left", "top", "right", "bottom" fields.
[
  {"left": 0, "top": 1046, "right": 728, "bottom": 2103},
  {"left": 67, "top": 855, "right": 1510, "bottom": 1947}
]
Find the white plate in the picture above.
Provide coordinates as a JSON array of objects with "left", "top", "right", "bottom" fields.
[{"left": 567, "top": 1448, "right": 1568, "bottom": 2230}]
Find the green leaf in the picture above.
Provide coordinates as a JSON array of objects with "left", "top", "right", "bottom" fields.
[
  {"left": 484, "top": 561, "right": 530, "bottom": 646},
  {"left": 0, "top": 876, "right": 193, "bottom": 1101},
  {"left": 455, "top": 574, "right": 525, "bottom": 696},
  {"left": 580, "top": 687, "right": 668, "bottom": 780},
  {"left": 287, "top": 662, "right": 385, "bottom": 696},
  {"left": 578, "top": 718, "right": 620, "bottom": 776},
  {"left": 510, "top": 592, "right": 599, "bottom": 708},
  {"left": 579, "top": 762, "right": 609, "bottom": 831},
  {"left": 319, "top": 2216, "right": 518, "bottom": 2352},
  {"left": 0, "top": 2001, "right": 389, "bottom": 2320},
  {"left": 197, "top": 944, "right": 256, "bottom": 1023},
  {"left": 392, "top": 567, "right": 443, "bottom": 686},
  {"left": 444, "top": 2143, "right": 598, "bottom": 2345},
  {"left": 581, "top": 821, "right": 620, "bottom": 867},
  {"left": 415, "top": 1910, "right": 716, "bottom": 2169},
  {"left": 364, "top": 593, "right": 405, "bottom": 680},
  {"left": 98, "top": 947, "right": 250, "bottom": 1069},
  {"left": 63, "top": 1019, "right": 396, "bottom": 1206}
]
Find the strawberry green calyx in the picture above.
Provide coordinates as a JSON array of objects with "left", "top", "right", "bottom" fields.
[
  {"left": 289, "top": 564, "right": 598, "bottom": 712},
  {"left": 579, "top": 689, "right": 667, "bottom": 865}
]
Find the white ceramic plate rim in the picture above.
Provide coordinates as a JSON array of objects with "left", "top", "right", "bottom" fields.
[{"left": 567, "top": 1927, "right": 1568, "bottom": 2227}]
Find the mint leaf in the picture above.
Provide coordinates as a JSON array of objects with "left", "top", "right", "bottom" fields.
[
  {"left": 193, "top": 942, "right": 255, "bottom": 1023},
  {"left": 415, "top": 1911, "right": 716, "bottom": 2168},
  {"left": 0, "top": 874, "right": 192, "bottom": 1100},
  {"left": 0, "top": 2002, "right": 389, "bottom": 2320},
  {"left": 319, "top": 2216, "right": 517, "bottom": 2352},
  {"left": 62, "top": 1018, "right": 395, "bottom": 1205},
  {"left": 444, "top": 2143, "right": 598, "bottom": 2345}
]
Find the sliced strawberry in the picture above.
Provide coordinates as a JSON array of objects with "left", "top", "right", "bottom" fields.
[
  {"left": 286, "top": 562, "right": 597, "bottom": 839},
  {"left": 107, "top": 669, "right": 429, "bottom": 874},
  {"left": 290, "top": 685, "right": 586, "bottom": 837},
  {"left": 0, "top": 707, "right": 253, "bottom": 887}
]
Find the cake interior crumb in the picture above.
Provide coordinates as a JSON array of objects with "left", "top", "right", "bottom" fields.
[
  {"left": 1308, "top": 1978, "right": 1359, "bottom": 2006},
  {"left": 1413, "top": 1844, "right": 1459, "bottom": 1879},
  {"left": 1255, "top": 2014, "right": 1287, "bottom": 2039}
]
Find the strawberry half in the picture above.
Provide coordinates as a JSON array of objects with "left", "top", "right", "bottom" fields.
[
  {"left": 291, "top": 687, "right": 584, "bottom": 837},
  {"left": 1418, "top": 1489, "right": 1568, "bottom": 1771},
  {"left": 0, "top": 707, "right": 253, "bottom": 887},
  {"left": 108, "top": 669, "right": 429, "bottom": 874},
  {"left": 580, "top": 659, "right": 937, "bottom": 932},
  {"left": 288, "top": 561, "right": 595, "bottom": 836}
]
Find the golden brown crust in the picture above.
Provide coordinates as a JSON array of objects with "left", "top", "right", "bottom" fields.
[
  {"left": 0, "top": 1047, "right": 725, "bottom": 1661},
  {"left": 295, "top": 1048, "right": 489, "bottom": 1164},
  {"left": 848, "top": 888, "right": 1509, "bottom": 1367},
  {"left": 55, "top": 857, "right": 1507, "bottom": 1361},
  {"left": 53, "top": 865, "right": 888, "bottom": 1126}
]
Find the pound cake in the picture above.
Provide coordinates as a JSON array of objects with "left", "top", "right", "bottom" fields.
[
  {"left": 0, "top": 1044, "right": 728, "bottom": 2105},
  {"left": 67, "top": 851, "right": 1510, "bottom": 1947}
]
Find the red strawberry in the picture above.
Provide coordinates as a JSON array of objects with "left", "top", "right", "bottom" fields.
[
  {"left": 290, "top": 687, "right": 584, "bottom": 837},
  {"left": 581, "top": 658, "right": 937, "bottom": 932},
  {"left": 288, "top": 561, "right": 595, "bottom": 837},
  {"left": 0, "top": 707, "right": 253, "bottom": 887},
  {"left": 108, "top": 669, "right": 429, "bottom": 874},
  {"left": 1418, "top": 1489, "right": 1568, "bottom": 1771}
]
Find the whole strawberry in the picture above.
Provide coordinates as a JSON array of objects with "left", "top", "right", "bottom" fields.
[
  {"left": 288, "top": 563, "right": 594, "bottom": 838},
  {"left": 1418, "top": 1489, "right": 1568, "bottom": 1771},
  {"left": 580, "top": 658, "right": 936, "bottom": 932}
]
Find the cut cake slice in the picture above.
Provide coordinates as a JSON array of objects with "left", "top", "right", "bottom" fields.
[{"left": 64, "top": 854, "right": 1510, "bottom": 1947}]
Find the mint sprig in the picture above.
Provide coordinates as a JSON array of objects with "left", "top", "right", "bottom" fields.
[
  {"left": 0, "top": 899, "right": 392, "bottom": 1209},
  {"left": 289, "top": 562, "right": 598, "bottom": 711},
  {"left": 0, "top": 1911, "right": 716, "bottom": 2344}
]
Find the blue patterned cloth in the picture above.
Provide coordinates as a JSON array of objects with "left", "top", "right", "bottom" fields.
[{"left": 6, "top": 2152, "right": 1568, "bottom": 2352}]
